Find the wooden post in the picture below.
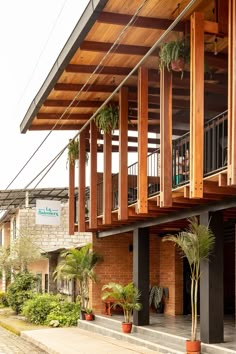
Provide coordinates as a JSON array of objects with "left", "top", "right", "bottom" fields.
[
  {"left": 137, "top": 66, "right": 148, "bottom": 214},
  {"left": 68, "top": 155, "right": 75, "bottom": 235},
  {"left": 118, "top": 87, "right": 128, "bottom": 220},
  {"left": 228, "top": 0, "right": 236, "bottom": 185},
  {"left": 78, "top": 129, "right": 86, "bottom": 232},
  {"left": 89, "top": 121, "right": 98, "bottom": 229},
  {"left": 160, "top": 67, "right": 172, "bottom": 207},
  {"left": 189, "top": 12, "right": 204, "bottom": 198},
  {"left": 103, "top": 132, "right": 112, "bottom": 224}
]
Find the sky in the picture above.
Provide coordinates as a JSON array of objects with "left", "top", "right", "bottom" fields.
[{"left": 0, "top": 0, "right": 91, "bottom": 190}]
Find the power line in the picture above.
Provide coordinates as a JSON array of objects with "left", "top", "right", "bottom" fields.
[
  {"left": 5, "top": 0, "right": 148, "bottom": 190},
  {"left": 3, "top": 0, "right": 198, "bottom": 214}
]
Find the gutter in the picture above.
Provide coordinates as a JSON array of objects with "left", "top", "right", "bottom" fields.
[{"left": 20, "top": 0, "right": 109, "bottom": 133}]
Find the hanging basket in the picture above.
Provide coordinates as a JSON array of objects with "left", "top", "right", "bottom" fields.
[{"left": 171, "top": 57, "right": 185, "bottom": 72}]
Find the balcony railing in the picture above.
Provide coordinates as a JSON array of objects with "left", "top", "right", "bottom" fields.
[{"left": 83, "top": 110, "right": 228, "bottom": 218}]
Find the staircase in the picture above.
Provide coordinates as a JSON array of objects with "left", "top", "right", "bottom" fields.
[{"left": 78, "top": 315, "right": 236, "bottom": 354}]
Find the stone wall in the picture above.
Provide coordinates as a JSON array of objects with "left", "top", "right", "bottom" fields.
[{"left": 17, "top": 203, "right": 92, "bottom": 253}]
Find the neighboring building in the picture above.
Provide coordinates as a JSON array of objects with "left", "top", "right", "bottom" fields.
[
  {"left": 0, "top": 188, "right": 92, "bottom": 294},
  {"left": 20, "top": 0, "right": 234, "bottom": 345}
]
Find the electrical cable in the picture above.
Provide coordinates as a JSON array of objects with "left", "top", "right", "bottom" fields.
[
  {"left": 2, "top": 0, "right": 198, "bottom": 214},
  {"left": 5, "top": 0, "right": 148, "bottom": 191}
]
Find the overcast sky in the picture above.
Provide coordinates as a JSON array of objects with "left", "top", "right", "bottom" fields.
[{"left": 0, "top": 0, "right": 90, "bottom": 190}]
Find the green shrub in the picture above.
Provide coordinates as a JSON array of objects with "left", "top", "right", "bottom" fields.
[
  {"left": 46, "top": 301, "right": 80, "bottom": 327},
  {"left": 22, "top": 293, "right": 61, "bottom": 324},
  {"left": 0, "top": 291, "right": 9, "bottom": 307},
  {"left": 7, "top": 272, "right": 37, "bottom": 314}
]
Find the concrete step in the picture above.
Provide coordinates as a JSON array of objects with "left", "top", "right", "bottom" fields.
[
  {"left": 78, "top": 315, "right": 235, "bottom": 354},
  {"left": 78, "top": 316, "right": 186, "bottom": 354}
]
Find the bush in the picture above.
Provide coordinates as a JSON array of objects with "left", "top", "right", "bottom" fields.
[
  {"left": 0, "top": 292, "right": 9, "bottom": 307},
  {"left": 7, "top": 272, "right": 37, "bottom": 314},
  {"left": 46, "top": 301, "right": 80, "bottom": 327},
  {"left": 22, "top": 293, "right": 60, "bottom": 325}
]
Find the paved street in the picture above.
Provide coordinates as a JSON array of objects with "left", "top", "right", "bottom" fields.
[{"left": 0, "top": 327, "right": 46, "bottom": 354}]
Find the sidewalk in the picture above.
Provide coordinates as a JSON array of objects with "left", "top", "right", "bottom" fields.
[{"left": 22, "top": 327, "right": 157, "bottom": 354}]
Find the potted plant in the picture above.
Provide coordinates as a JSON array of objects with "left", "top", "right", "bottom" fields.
[
  {"left": 159, "top": 37, "right": 190, "bottom": 78},
  {"left": 94, "top": 104, "right": 119, "bottom": 134},
  {"left": 162, "top": 217, "right": 215, "bottom": 354},
  {"left": 84, "top": 308, "right": 94, "bottom": 321},
  {"left": 101, "top": 282, "right": 142, "bottom": 333},
  {"left": 149, "top": 285, "right": 169, "bottom": 313}
]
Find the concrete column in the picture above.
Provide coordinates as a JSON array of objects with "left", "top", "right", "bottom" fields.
[
  {"left": 133, "top": 227, "right": 149, "bottom": 326},
  {"left": 200, "top": 211, "right": 224, "bottom": 343}
]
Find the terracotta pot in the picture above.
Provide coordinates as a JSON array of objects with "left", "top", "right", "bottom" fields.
[
  {"left": 85, "top": 314, "right": 94, "bottom": 321},
  {"left": 186, "top": 339, "right": 201, "bottom": 353},
  {"left": 122, "top": 322, "right": 132, "bottom": 333},
  {"left": 171, "top": 57, "right": 185, "bottom": 72}
]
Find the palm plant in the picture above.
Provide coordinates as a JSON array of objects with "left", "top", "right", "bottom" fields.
[
  {"left": 54, "top": 244, "right": 102, "bottom": 309},
  {"left": 101, "top": 282, "right": 142, "bottom": 323},
  {"left": 163, "top": 217, "right": 215, "bottom": 342}
]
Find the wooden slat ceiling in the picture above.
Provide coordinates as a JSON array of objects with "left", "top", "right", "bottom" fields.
[{"left": 21, "top": 0, "right": 228, "bottom": 152}]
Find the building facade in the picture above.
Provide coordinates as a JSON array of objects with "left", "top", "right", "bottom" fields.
[{"left": 20, "top": 0, "right": 235, "bottom": 345}]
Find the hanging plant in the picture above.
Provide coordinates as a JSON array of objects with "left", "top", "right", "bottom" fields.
[
  {"left": 159, "top": 37, "right": 190, "bottom": 78},
  {"left": 94, "top": 104, "right": 119, "bottom": 134},
  {"left": 67, "top": 139, "right": 88, "bottom": 166},
  {"left": 67, "top": 139, "right": 79, "bottom": 165}
]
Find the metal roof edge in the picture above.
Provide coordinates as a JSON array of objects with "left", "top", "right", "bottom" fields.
[{"left": 20, "top": 0, "right": 109, "bottom": 133}]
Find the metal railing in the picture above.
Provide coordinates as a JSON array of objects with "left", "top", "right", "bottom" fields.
[{"left": 82, "top": 111, "right": 228, "bottom": 217}]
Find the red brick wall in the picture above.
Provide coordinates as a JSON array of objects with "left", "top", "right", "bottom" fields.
[
  {"left": 160, "top": 240, "right": 183, "bottom": 315},
  {"left": 91, "top": 232, "right": 183, "bottom": 316}
]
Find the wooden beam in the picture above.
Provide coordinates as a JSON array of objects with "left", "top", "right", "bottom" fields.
[
  {"left": 97, "top": 12, "right": 185, "bottom": 31},
  {"left": 103, "top": 132, "right": 112, "bottom": 224},
  {"left": 89, "top": 121, "right": 98, "bottom": 229},
  {"left": 228, "top": 0, "right": 236, "bottom": 185},
  {"left": 189, "top": 12, "right": 204, "bottom": 198},
  {"left": 160, "top": 68, "right": 172, "bottom": 207},
  {"left": 203, "top": 21, "right": 219, "bottom": 35},
  {"left": 216, "top": 0, "right": 229, "bottom": 35},
  {"left": 136, "top": 67, "right": 148, "bottom": 214},
  {"left": 78, "top": 129, "right": 86, "bottom": 232},
  {"left": 68, "top": 153, "right": 75, "bottom": 235},
  {"left": 118, "top": 87, "right": 128, "bottom": 220}
]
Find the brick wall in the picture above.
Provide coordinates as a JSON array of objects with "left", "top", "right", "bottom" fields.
[
  {"left": 90, "top": 231, "right": 183, "bottom": 315},
  {"left": 160, "top": 240, "right": 183, "bottom": 315}
]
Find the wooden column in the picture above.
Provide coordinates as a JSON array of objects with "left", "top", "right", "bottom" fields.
[
  {"left": 103, "top": 132, "right": 112, "bottom": 224},
  {"left": 118, "top": 87, "right": 128, "bottom": 220},
  {"left": 228, "top": 0, "right": 236, "bottom": 185},
  {"left": 189, "top": 12, "right": 204, "bottom": 199},
  {"left": 78, "top": 129, "right": 86, "bottom": 232},
  {"left": 89, "top": 121, "right": 98, "bottom": 229},
  {"left": 137, "top": 66, "right": 148, "bottom": 214},
  {"left": 68, "top": 156, "right": 75, "bottom": 235},
  {"left": 160, "top": 67, "right": 172, "bottom": 207}
]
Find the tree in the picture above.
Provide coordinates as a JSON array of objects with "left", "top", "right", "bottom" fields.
[
  {"left": 54, "top": 244, "right": 102, "bottom": 308},
  {"left": 163, "top": 217, "right": 215, "bottom": 342},
  {"left": 10, "top": 228, "right": 44, "bottom": 272}
]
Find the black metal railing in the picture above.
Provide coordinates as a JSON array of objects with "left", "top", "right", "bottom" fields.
[
  {"left": 204, "top": 110, "right": 228, "bottom": 176},
  {"left": 82, "top": 111, "right": 228, "bottom": 218},
  {"left": 172, "top": 132, "right": 190, "bottom": 188}
]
